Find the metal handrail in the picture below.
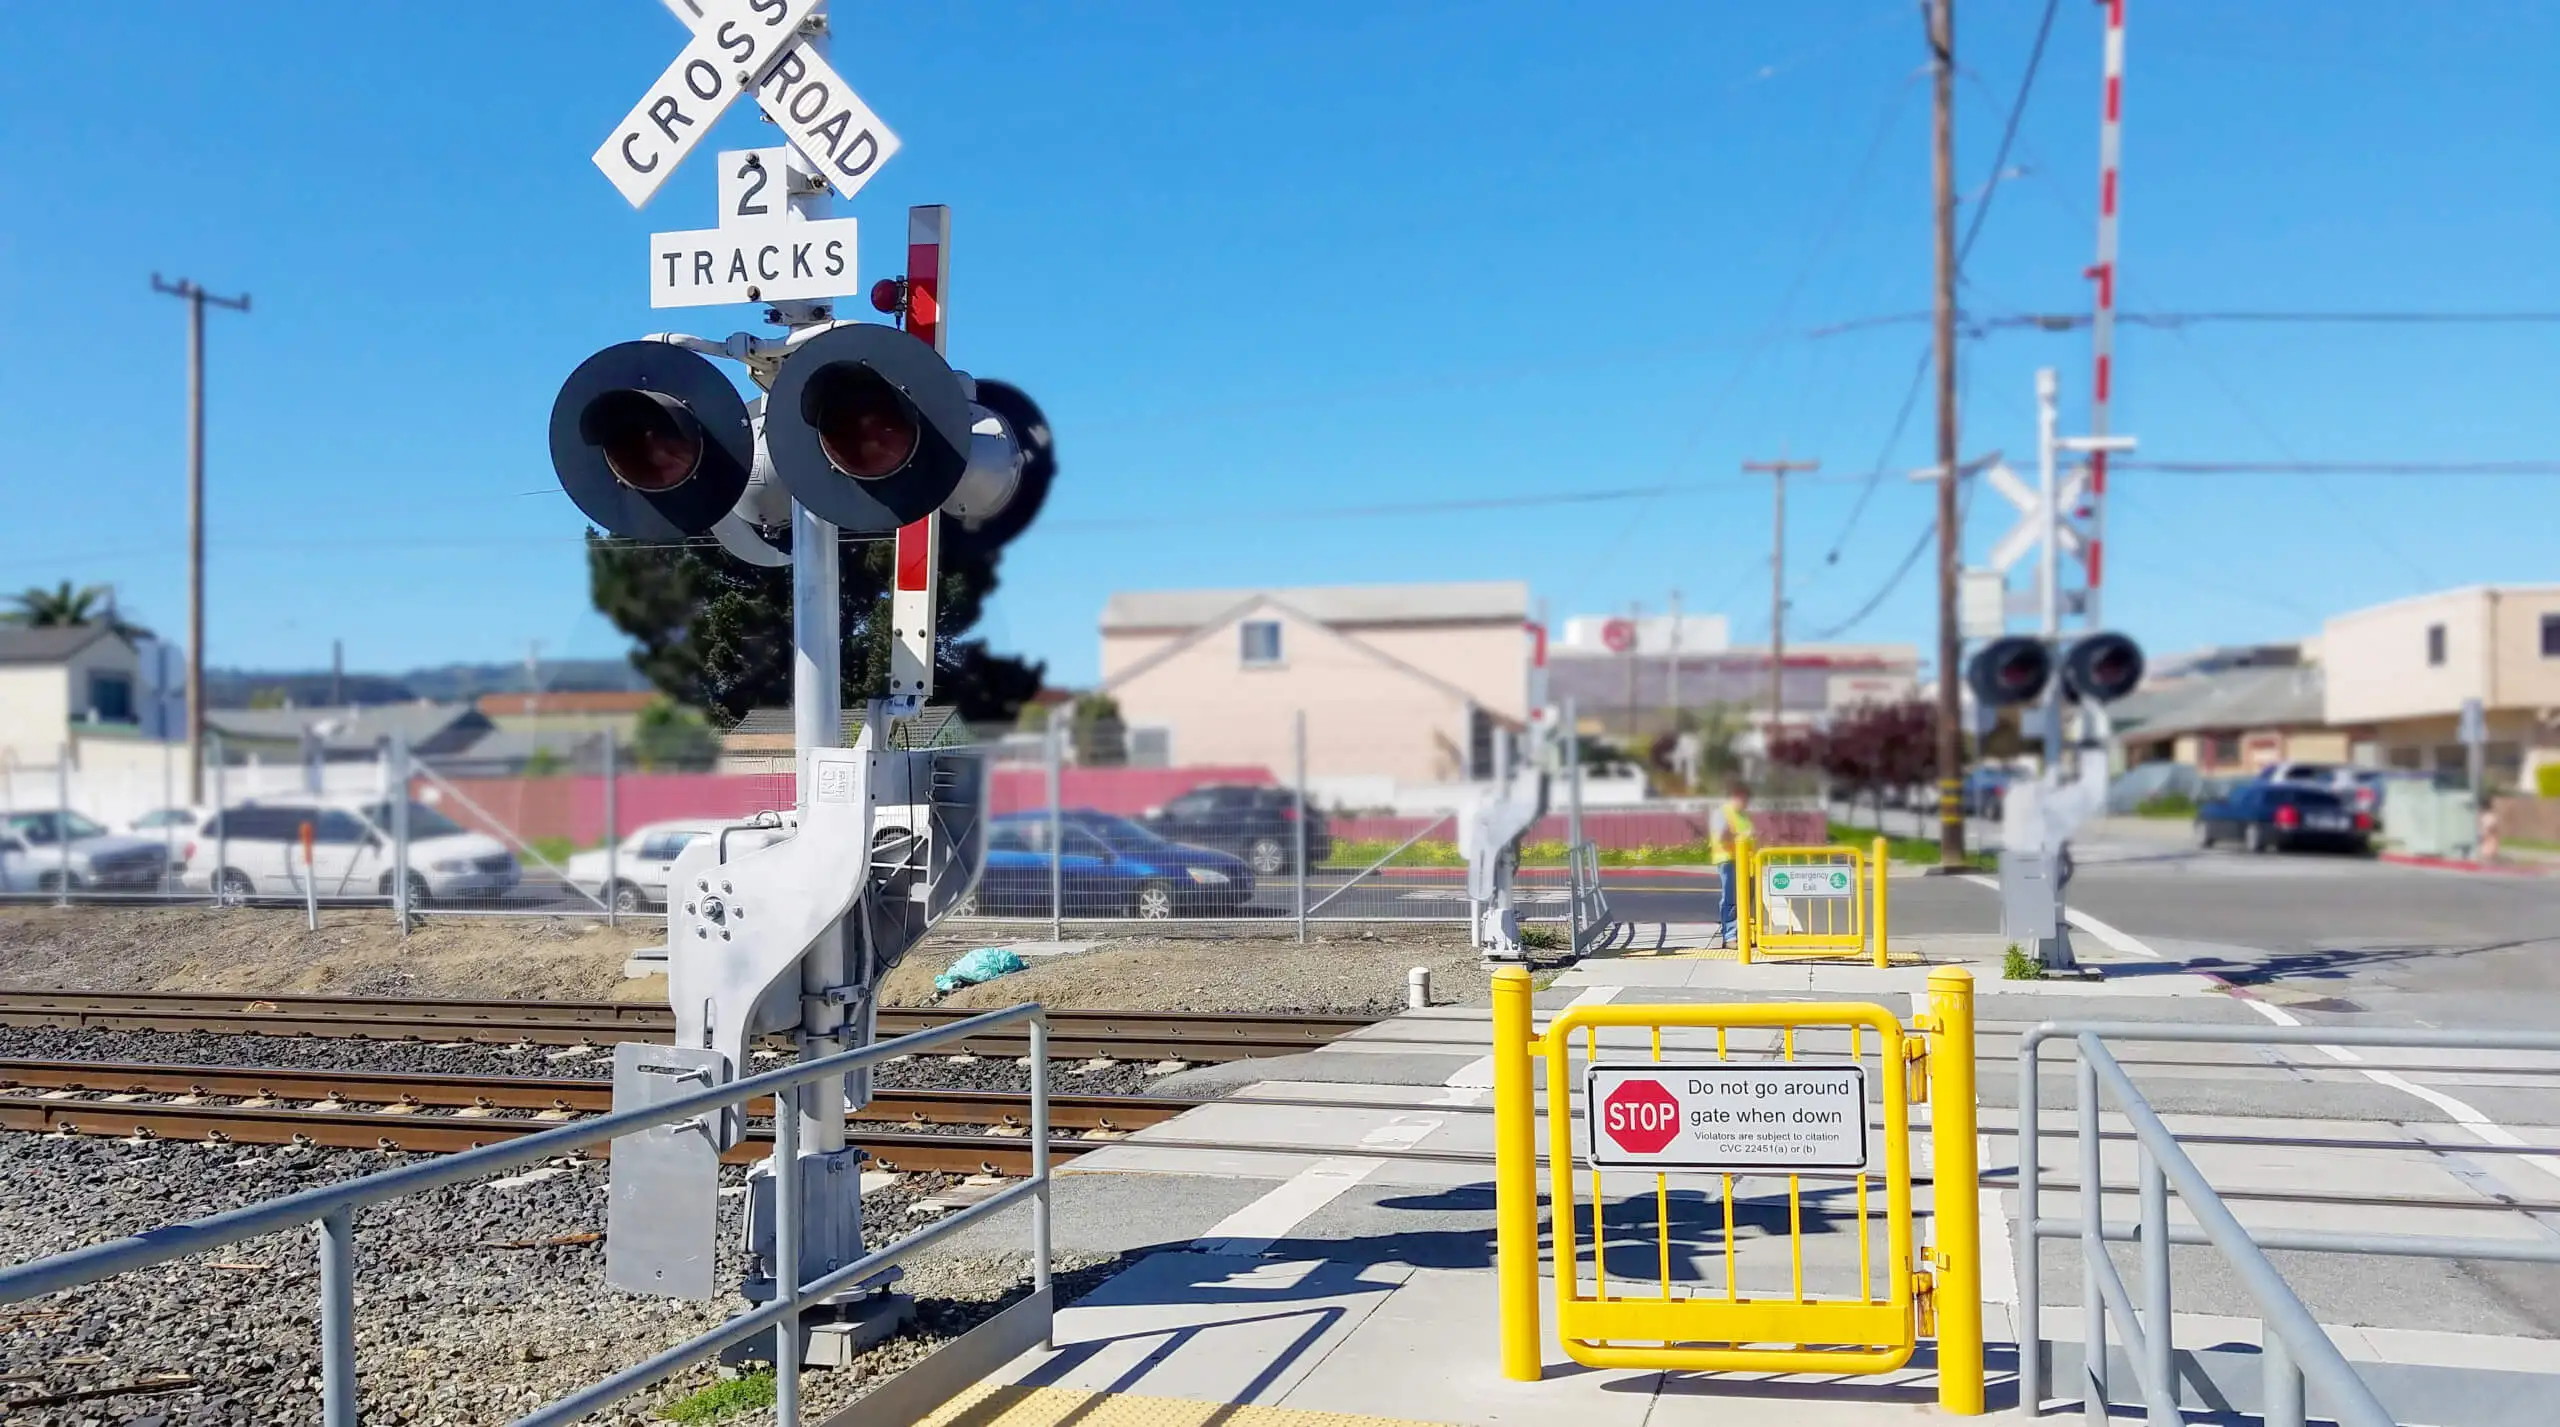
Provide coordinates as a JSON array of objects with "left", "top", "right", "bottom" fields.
[
  {"left": 2015, "top": 1019, "right": 2560, "bottom": 1426},
  {"left": 0, "top": 1001, "right": 1057, "bottom": 1427}
]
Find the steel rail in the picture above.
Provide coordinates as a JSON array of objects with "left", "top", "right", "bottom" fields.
[
  {"left": 0, "top": 1096, "right": 1109, "bottom": 1174},
  {"left": 0, "top": 1059, "right": 1191, "bottom": 1131},
  {"left": 0, "top": 991, "right": 1374, "bottom": 1058}
]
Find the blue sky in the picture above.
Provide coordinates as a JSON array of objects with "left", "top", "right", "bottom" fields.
[{"left": 2, "top": 2, "right": 2552, "bottom": 689}]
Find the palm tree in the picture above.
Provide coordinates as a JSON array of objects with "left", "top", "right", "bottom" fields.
[
  {"left": 2, "top": 581, "right": 152, "bottom": 640},
  {"left": 4, "top": 581, "right": 106, "bottom": 627}
]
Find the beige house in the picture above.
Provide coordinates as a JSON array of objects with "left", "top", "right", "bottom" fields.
[
  {"left": 0, "top": 626, "right": 142, "bottom": 770},
  {"left": 2322, "top": 584, "right": 2560, "bottom": 787},
  {"left": 1100, "top": 582, "right": 1532, "bottom": 791}
]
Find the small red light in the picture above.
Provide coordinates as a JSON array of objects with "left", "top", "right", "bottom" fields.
[
  {"left": 1279, "top": 804, "right": 1298, "bottom": 821},
  {"left": 2274, "top": 805, "right": 2301, "bottom": 829},
  {"left": 2354, "top": 811, "right": 2373, "bottom": 832},
  {"left": 869, "top": 277, "right": 905, "bottom": 315}
]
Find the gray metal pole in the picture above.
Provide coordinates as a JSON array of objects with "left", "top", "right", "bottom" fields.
[
  {"left": 1565, "top": 699, "right": 1585, "bottom": 866},
  {"left": 772, "top": 1083, "right": 802, "bottom": 1425},
  {"left": 1047, "top": 706, "right": 1064, "bottom": 940},
  {"left": 212, "top": 734, "right": 228, "bottom": 906},
  {"left": 317, "top": 1206, "right": 358, "bottom": 1427},
  {"left": 1294, "top": 710, "right": 1308, "bottom": 944},
  {"left": 2079, "top": 1053, "right": 2108, "bottom": 1427},
  {"left": 2017, "top": 1046, "right": 2045, "bottom": 1417},
  {"left": 602, "top": 734, "right": 619, "bottom": 930},
  {"left": 390, "top": 735, "right": 410, "bottom": 934},
  {"left": 789, "top": 500, "right": 847, "bottom": 1157},
  {"left": 2263, "top": 1327, "right": 2304, "bottom": 1427},
  {"left": 2139, "top": 1148, "right": 2173, "bottom": 1418},
  {"left": 2036, "top": 367, "right": 2064, "bottom": 768},
  {"left": 54, "top": 748, "right": 69, "bottom": 907},
  {"left": 1030, "top": 1017, "right": 1053, "bottom": 1344},
  {"left": 161, "top": 739, "right": 175, "bottom": 900}
]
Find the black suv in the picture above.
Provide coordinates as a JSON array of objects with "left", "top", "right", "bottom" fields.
[{"left": 1140, "top": 784, "right": 1332, "bottom": 876}]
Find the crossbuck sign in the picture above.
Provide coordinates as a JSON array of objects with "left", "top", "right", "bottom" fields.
[{"left": 595, "top": 0, "right": 902, "bottom": 210}]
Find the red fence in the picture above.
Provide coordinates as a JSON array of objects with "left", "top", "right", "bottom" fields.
[
  {"left": 1331, "top": 808, "right": 1826, "bottom": 853},
  {"left": 424, "top": 766, "right": 1824, "bottom": 855},
  {"left": 423, "top": 765, "right": 1278, "bottom": 846}
]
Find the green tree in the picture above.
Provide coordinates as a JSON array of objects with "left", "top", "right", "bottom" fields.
[
  {"left": 5, "top": 581, "right": 103, "bottom": 626},
  {"left": 631, "top": 697, "right": 721, "bottom": 770},
  {"left": 586, "top": 529, "right": 1043, "bottom": 728},
  {"left": 1069, "top": 692, "right": 1125, "bottom": 766}
]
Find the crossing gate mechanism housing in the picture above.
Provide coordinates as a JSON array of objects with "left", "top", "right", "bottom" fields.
[{"left": 1489, "top": 968, "right": 1985, "bottom": 1414}]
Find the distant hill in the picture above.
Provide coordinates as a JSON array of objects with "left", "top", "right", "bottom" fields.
[{"left": 207, "top": 658, "right": 651, "bottom": 709}]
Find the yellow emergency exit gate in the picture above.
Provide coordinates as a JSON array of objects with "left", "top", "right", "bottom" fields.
[
  {"left": 1736, "top": 836, "right": 1892, "bottom": 966},
  {"left": 1489, "top": 966, "right": 1983, "bottom": 1414}
]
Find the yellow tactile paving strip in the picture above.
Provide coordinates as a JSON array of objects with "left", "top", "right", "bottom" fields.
[{"left": 918, "top": 1383, "right": 1456, "bottom": 1427}]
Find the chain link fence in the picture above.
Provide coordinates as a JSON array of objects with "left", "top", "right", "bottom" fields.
[{"left": 2, "top": 711, "right": 1826, "bottom": 928}]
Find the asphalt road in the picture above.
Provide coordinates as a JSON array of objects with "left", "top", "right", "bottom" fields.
[{"left": 2055, "top": 840, "right": 2560, "bottom": 1030}]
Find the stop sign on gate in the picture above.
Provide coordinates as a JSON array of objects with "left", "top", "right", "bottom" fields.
[{"left": 1600, "top": 1077, "right": 1682, "bottom": 1156}]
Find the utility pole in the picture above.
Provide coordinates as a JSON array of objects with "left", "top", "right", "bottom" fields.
[
  {"left": 1927, "top": 0, "right": 1965, "bottom": 868},
  {"left": 1622, "top": 600, "right": 1642, "bottom": 744},
  {"left": 151, "top": 275, "right": 250, "bottom": 805},
  {"left": 1666, "top": 588, "right": 1684, "bottom": 735},
  {"left": 1744, "top": 456, "right": 1820, "bottom": 741}
]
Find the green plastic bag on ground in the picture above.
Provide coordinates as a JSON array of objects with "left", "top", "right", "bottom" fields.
[{"left": 934, "top": 946, "right": 1028, "bottom": 995}]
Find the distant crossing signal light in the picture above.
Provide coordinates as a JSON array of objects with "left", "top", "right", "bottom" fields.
[
  {"left": 549, "top": 342, "right": 754, "bottom": 538},
  {"left": 1966, "top": 637, "right": 2053, "bottom": 707},
  {"left": 2061, "top": 632, "right": 2145, "bottom": 704}
]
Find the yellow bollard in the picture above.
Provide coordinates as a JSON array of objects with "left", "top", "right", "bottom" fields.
[
  {"left": 1491, "top": 966, "right": 1543, "bottom": 1381},
  {"left": 1926, "top": 966, "right": 1984, "bottom": 1413},
  {"left": 1734, "top": 836, "right": 1756, "bottom": 964},
  {"left": 1872, "top": 835, "right": 1891, "bottom": 968}
]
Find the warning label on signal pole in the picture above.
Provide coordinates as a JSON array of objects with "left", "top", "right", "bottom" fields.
[{"left": 1584, "top": 1063, "right": 1869, "bottom": 1173}]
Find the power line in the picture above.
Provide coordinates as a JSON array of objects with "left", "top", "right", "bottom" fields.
[
  {"left": 2122, "top": 460, "right": 2560, "bottom": 476},
  {"left": 1809, "top": 308, "right": 2560, "bottom": 338},
  {"left": 1817, "top": 3, "right": 2051, "bottom": 573},
  {"left": 1955, "top": 0, "right": 2058, "bottom": 263}
]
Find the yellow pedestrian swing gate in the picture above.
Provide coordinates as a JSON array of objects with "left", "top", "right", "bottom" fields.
[
  {"left": 1490, "top": 967, "right": 1984, "bottom": 1415},
  {"left": 1737, "top": 836, "right": 1893, "bottom": 966}
]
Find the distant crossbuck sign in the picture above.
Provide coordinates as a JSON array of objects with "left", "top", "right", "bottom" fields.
[
  {"left": 594, "top": 0, "right": 902, "bottom": 210},
  {"left": 1762, "top": 864, "right": 1854, "bottom": 900}
]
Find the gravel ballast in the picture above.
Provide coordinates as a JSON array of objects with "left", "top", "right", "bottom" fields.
[
  {"left": 0, "top": 1134, "right": 1126, "bottom": 1426},
  {"left": 0, "top": 1027, "right": 1182, "bottom": 1099},
  {"left": 1, "top": 907, "right": 1490, "bottom": 1017}
]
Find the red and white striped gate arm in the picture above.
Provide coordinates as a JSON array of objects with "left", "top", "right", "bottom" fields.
[
  {"left": 2082, "top": 0, "right": 2127, "bottom": 623},
  {"left": 888, "top": 204, "right": 952, "bottom": 703}
]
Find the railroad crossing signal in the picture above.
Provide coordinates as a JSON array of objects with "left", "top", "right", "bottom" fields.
[
  {"left": 1965, "top": 633, "right": 2145, "bottom": 707},
  {"left": 1985, "top": 459, "right": 2086, "bottom": 576},
  {"left": 595, "top": 0, "right": 900, "bottom": 209}
]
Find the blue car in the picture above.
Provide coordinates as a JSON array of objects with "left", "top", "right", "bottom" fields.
[{"left": 965, "top": 810, "right": 1255, "bottom": 919}]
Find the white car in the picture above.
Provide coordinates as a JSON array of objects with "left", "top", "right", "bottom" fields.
[
  {"left": 567, "top": 820, "right": 779, "bottom": 915},
  {"left": 0, "top": 811, "right": 173, "bottom": 894},
  {"left": 181, "top": 798, "right": 520, "bottom": 906}
]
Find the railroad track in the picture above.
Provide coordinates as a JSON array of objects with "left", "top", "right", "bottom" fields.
[
  {"left": 0, "top": 1058, "right": 1195, "bottom": 1174},
  {"left": 0, "top": 990, "right": 1376, "bottom": 1061}
]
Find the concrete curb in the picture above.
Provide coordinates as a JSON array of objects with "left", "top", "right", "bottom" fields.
[{"left": 2378, "top": 851, "right": 2552, "bottom": 877}]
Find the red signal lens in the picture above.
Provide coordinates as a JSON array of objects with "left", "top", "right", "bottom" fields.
[
  {"left": 2274, "top": 805, "right": 2301, "bottom": 829},
  {"left": 803, "top": 363, "right": 920, "bottom": 480},
  {"left": 870, "top": 277, "right": 905, "bottom": 315}
]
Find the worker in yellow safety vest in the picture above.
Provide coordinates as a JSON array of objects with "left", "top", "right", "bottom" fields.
[{"left": 1713, "top": 779, "right": 1752, "bottom": 948}]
